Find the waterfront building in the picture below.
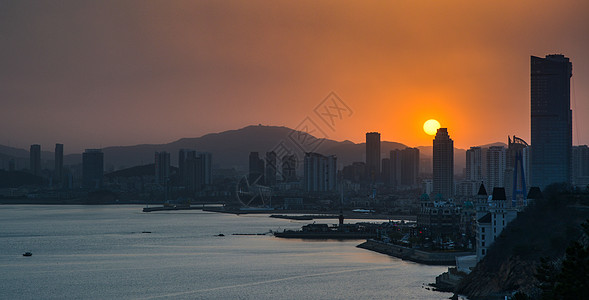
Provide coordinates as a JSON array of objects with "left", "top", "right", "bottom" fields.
[
  {"left": 433, "top": 128, "right": 454, "bottom": 199},
  {"left": 475, "top": 187, "right": 517, "bottom": 261},
  {"left": 417, "top": 193, "right": 461, "bottom": 236},
  {"left": 154, "top": 151, "right": 170, "bottom": 186},
  {"left": 530, "top": 54, "right": 573, "bottom": 189},
  {"left": 366, "top": 132, "right": 381, "bottom": 182},
  {"left": 29, "top": 144, "right": 41, "bottom": 176},
  {"left": 304, "top": 152, "right": 337, "bottom": 192},
  {"left": 82, "top": 149, "right": 104, "bottom": 189}
]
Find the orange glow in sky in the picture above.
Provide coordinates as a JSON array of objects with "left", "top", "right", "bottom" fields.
[{"left": 0, "top": 1, "right": 588, "bottom": 152}]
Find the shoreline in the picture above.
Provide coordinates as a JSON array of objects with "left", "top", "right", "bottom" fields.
[{"left": 357, "top": 239, "right": 475, "bottom": 266}]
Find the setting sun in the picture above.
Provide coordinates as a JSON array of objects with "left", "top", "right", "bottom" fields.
[{"left": 423, "top": 119, "right": 441, "bottom": 136}]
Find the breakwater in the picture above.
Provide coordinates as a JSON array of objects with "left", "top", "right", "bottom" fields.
[{"left": 357, "top": 239, "right": 475, "bottom": 265}]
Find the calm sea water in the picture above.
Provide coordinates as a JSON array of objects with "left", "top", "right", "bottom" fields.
[{"left": 0, "top": 205, "right": 452, "bottom": 299}]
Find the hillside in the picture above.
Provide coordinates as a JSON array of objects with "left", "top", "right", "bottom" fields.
[
  {"left": 0, "top": 125, "right": 504, "bottom": 172},
  {"left": 455, "top": 188, "right": 589, "bottom": 298}
]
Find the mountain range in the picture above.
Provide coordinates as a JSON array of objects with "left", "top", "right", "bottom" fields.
[{"left": 0, "top": 125, "right": 506, "bottom": 174}]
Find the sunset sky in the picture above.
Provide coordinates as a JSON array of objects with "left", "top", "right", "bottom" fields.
[{"left": 1, "top": 0, "right": 588, "bottom": 153}]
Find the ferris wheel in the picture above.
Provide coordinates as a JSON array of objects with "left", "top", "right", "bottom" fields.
[{"left": 235, "top": 173, "right": 272, "bottom": 207}]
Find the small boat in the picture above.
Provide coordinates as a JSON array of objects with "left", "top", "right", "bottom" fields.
[
  {"left": 217, "top": 234, "right": 225, "bottom": 237},
  {"left": 23, "top": 252, "right": 32, "bottom": 257}
]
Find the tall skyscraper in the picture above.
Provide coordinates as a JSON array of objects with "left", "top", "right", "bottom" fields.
[
  {"left": 82, "top": 149, "right": 104, "bottom": 189},
  {"left": 466, "top": 147, "right": 483, "bottom": 182},
  {"left": 530, "top": 54, "right": 572, "bottom": 189},
  {"left": 54, "top": 143, "right": 63, "bottom": 185},
  {"left": 433, "top": 128, "right": 454, "bottom": 199},
  {"left": 304, "top": 152, "right": 337, "bottom": 192},
  {"left": 366, "top": 132, "right": 381, "bottom": 182},
  {"left": 265, "top": 151, "right": 277, "bottom": 186},
  {"left": 29, "top": 144, "right": 41, "bottom": 176},
  {"left": 486, "top": 146, "right": 506, "bottom": 193},
  {"left": 155, "top": 151, "right": 170, "bottom": 186}
]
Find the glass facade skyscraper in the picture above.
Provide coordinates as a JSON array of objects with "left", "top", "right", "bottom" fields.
[{"left": 530, "top": 54, "right": 572, "bottom": 189}]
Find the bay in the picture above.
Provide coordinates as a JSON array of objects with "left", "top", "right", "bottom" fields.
[{"left": 0, "top": 205, "right": 452, "bottom": 299}]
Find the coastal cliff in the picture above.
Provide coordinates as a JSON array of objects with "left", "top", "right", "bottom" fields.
[{"left": 455, "top": 190, "right": 589, "bottom": 299}]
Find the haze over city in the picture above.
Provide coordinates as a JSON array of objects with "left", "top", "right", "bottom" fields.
[{"left": 1, "top": 0, "right": 588, "bottom": 153}]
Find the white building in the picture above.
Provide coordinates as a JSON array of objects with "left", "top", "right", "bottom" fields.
[{"left": 476, "top": 187, "right": 517, "bottom": 261}]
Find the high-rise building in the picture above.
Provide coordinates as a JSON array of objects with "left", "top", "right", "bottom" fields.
[
  {"left": 401, "top": 147, "right": 419, "bottom": 186},
  {"left": 178, "top": 149, "right": 187, "bottom": 185},
  {"left": 29, "top": 144, "right": 41, "bottom": 176},
  {"left": 390, "top": 148, "right": 420, "bottom": 187},
  {"left": 155, "top": 151, "right": 170, "bottom": 186},
  {"left": 54, "top": 143, "right": 63, "bottom": 185},
  {"left": 433, "top": 128, "right": 454, "bottom": 199},
  {"left": 366, "top": 132, "right": 381, "bottom": 182},
  {"left": 181, "top": 150, "right": 212, "bottom": 191},
  {"left": 486, "top": 146, "right": 506, "bottom": 193},
  {"left": 82, "top": 149, "right": 104, "bottom": 189},
  {"left": 281, "top": 155, "right": 297, "bottom": 182},
  {"left": 530, "top": 54, "right": 572, "bottom": 189},
  {"left": 381, "top": 158, "right": 391, "bottom": 186},
  {"left": 304, "top": 152, "right": 337, "bottom": 192},
  {"left": 466, "top": 147, "right": 483, "bottom": 182},
  {"left": 248, "top": 152, "right": 265, "bottom": 185},
  {"left": 572, "top": 145, "right": 589, "bottom": 188},
  {"left": 504, "top": 136, "right": 528, "bottom": 203}
]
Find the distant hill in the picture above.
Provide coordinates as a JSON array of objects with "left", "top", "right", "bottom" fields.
[{"left": 0, "top": 125, "right": 505, "bottom": 174}]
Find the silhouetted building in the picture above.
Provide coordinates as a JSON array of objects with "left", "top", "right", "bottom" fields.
[
  {"left": 304, "top": 152, "right": 337, "bottom": 192},
  {"left": 178, "top": 149, "right": 187, "bottom": 185},
  {"left": 485, "top": 146, "right": 506, "bottom": 193},
  {"left": 572, "top": 145, "right": 589, "bottom": 188},
  {"left": 366, "top": 132, "right": 380, "bottom": 182},
  {"left": 29, "top": 144, "right": 41, "bottom": 176},
  {"left": 82, "top": 149, "right": 104, "bottom": 189},
  {"left": 281, "top": 154, "right": 297, "bottom": 182},
  {"left": 381, "top": 158, "right": 391, "bottom": 185},
  {"left": 54, "top": 143, "right": 63, "bottom": 185},
  {"left": 183, "top": 151, "right": 212, "bottom": 191},
  {"left": 530, "top": 54, "right": 572, "bottom": 189},
  {"left": 155, "top": 151, "right": 170, "bottom": 186},
  {"left": 466, "top": 147, "right": 483, "bottom": 182},
  {"left": 433, "top": 128, "right": 454, "bottom": 199},
  {"left": 342, "top": 162, "right": 367, "bottom": 183},
  {"left": 504, "top": 136, "right": 528, "bottom": 204},
  {"left": 249, "top": 152, "right": 265, "bottom": 184},
  {"left": 265, "top": 151, "right": 277, "bottom": 186},
  {"left": 390, "top": 148, "right": 420, "bottom": 188}
]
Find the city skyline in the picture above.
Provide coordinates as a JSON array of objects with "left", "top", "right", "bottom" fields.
[{"left": 1, "top": 1, "right": 588, "bottom": 153}]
